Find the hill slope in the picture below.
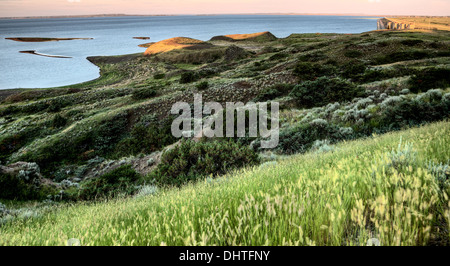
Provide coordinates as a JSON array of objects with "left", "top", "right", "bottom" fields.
[{"left": 1, "top": 121, "right": 449, "bottom": 246}]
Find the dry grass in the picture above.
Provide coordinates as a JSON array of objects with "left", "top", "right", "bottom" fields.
[
  {"left": 224, "top": 31, "right": 271, "bottom": 40},
  {"left": 144, "top": 37, "right": 206, "bottom": 55},
  {"left": 387, "top": 17, "right": 450, "bottom": 31}
]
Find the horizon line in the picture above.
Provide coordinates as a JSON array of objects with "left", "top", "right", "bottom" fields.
[{"left": 1, "top": 13, "right": 449, "bottom": 20}]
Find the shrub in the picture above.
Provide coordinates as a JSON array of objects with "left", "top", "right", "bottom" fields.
[
  {"left": 427, "top": 162, "right": 450, "bottom": 189},
  {"left": 400, "top": 39, "right": 424, "bottom": 46},
  {"left": 0, "top": 173, "right": 38, "bottom": 200},
  {"left": 408, "top": 68, "right": 450, "bottom": 93},
  {"left": 0, "top": 163, "right": 54, "bottom": 200},
  {"left": 20, "top": 113, "right": 129, "bottom": 174},
  {"left": 253, "top": 83, "right": 294, "bottom": 101},
  {"left": 290, "top": 77, "right": 363, "bottom": 108},
  {"left": 0, "top": 127, "right": 40, "bottom": 163},
  {"left": 196, "top": 81, "right": 209, "bottom": 90},
  {"left": 373, "top": 50, "right": 430, "bottom": 65},
  {"left": 78, "top": 165, "right": 141, "bottom": 200},
  {"left": 293, "top": 62, "right": 336, "bottom": 81},
  {"left": 269, "top": 52, "right": 289, "bottom": 61},
  {"left": 148, "top": 140, "right": 259, "bottom": 186},
  {"left": 298, "top": 52, "right": 327, "bottom": 62},
  {"left": 376, "top": 94, "right": 450, "bottom": 132},
  {"left": 135, "top": 185, "right": 159, "bottom": 198},
  {"left": 115, "top": 116, "right": 177, "bottom": 157},
  {"left": 180, "top": 71, "right": 199, "bottom": 84},
  {"left": 274, "top": 123, "right": 353, "bottom": 154},
  {"left": 132, "top": 87, "right": 157, "bottom": 100},
  {"left": 51, "top": 114, "right": 67, "bottom": 128},
  {"left": 344, "top": 49, "right": 363, "bottom": 58},
  {"left": 153, "top": 73, "right": 165, "bottom": 79},
  {"left": 386, "top": 138, "right": 417, "bottom": 172},
  {"left": 341, "top": 61, "right": 367, "bottom": 81}
]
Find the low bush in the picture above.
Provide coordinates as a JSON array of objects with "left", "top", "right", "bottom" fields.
[
  {"left": 373, "top": 50, "right": 430, "bottom": 65},
  {"left": 0, "top": 173, "right": 39, "bottom": 200},
  {"left": 400, "top": 39, "right": 424, "bottom": 46},
  {"left": 290, "top": 77, "right": 364, "bottom": 108},
  {"left": 78, "top": 165, "right": 141, "bottom": 201},
  {"left": 274, "top": 122, "right": 353, "bottom": 154},
  {"left": 180, "top": 71, "right": 199, "bottom": 84},
  {"left": 148, "top": 140, "right": 260, "bottom": 186},
  {"left": 0, "top": 163, "right": 56, "bottom": 200},
  {"left": 344, "top": 49, "right": 363, "bottom": 58},
  {"left": 269, "top": 52, "right": 289, "bottom": 61},
  {"left": 20, "top": 113, "right": 129, "bottom": 175},
  {"left": 0, "top": 127, "right": 40, "bottom": 163},
  {"left": 340, "top": 61, "right": 367, "bottom": 81},
  {"left": 408, "top": 67, "right": 450, "bottom": 93},
  {"left": 153, "top": 73, "right": 165, "bottom": 79},
  {"left": 51, "top": 114, "right": 67, "bottom": 128},
  {"left": 359, "top": 66, "right": 415, "bottom": 83},
  {"left": 132, "top": 87, "right": 157, "bottom": 100},
  {"left": 115, "top": 116, "right": 177, "bottom": 157},
  {"left": 253, "top": 83, "right": 294, "bottom": 101},
  {"left": 293, "top": 62, "right": 336, "bottom": 81},
  {"left": 196, "top": 81, "right": 209, "bottom": 90}
]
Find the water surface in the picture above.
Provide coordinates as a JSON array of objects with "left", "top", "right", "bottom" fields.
[{"left": 0, "top": 15, "right": 378, "bottom": 89}]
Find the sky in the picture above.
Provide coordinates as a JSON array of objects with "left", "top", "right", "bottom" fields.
[{"left": 0, "top": 0, "right": 449, "bottom": 17}]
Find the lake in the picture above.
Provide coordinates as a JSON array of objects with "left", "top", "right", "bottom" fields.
[{"left": 0, "top": 15, "right": 379, "bottom": 89}]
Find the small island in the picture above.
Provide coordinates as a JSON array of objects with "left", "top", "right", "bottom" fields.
[
  {"left": 5, "top": 37, "right": 93, "bottom": 42},
  {"left": 19, "top": 50, "right": 72, "bottom": 58}
]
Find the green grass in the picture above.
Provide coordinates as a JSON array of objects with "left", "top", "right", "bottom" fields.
[{"left": 1, "top": 121, "right": 449, "bottom": 246}]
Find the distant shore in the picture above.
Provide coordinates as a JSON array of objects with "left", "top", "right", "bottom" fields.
[{"left": 2, "top": 13, "right": 448, "bottom": 20}]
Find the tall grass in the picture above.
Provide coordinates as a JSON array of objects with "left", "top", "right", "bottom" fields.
[{"left": 0, "top": 121, "right": 449, "bottom": 246}]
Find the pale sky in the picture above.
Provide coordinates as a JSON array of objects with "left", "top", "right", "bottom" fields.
[{"left": 0, "top": 0, "right": 449, "bottom": 17}]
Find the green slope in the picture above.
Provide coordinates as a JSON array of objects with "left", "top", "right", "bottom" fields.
[{"left": 1, "top": 121, "right": 449, "bottom": 246}]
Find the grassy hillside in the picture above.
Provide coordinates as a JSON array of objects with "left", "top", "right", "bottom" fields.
[
  {"left": 0, "top": 121, "right": 449, "bottom": 246},
  {"left": 0, "top": 28, "right": 450, "bottom": 246}
]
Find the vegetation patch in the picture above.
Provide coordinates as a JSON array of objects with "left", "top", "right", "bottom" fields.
[{"left": 148, "top": 140, "right": 260, "bottom": 186}]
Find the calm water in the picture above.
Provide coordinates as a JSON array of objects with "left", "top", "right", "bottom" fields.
[{"left": 0, "top": 15, "right": 378, "bottom": 89}]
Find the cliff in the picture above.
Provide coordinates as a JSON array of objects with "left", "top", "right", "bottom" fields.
[{"left": 377, "top": 18, "right": 415, "bottom": 30}]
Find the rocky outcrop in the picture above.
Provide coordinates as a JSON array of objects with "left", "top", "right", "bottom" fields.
[
  {"left": 377, "top": 18, "right": 415, "bottom": 30},
  {"left": 210, "top": 31, "right": 277, "bottom": 42}
]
